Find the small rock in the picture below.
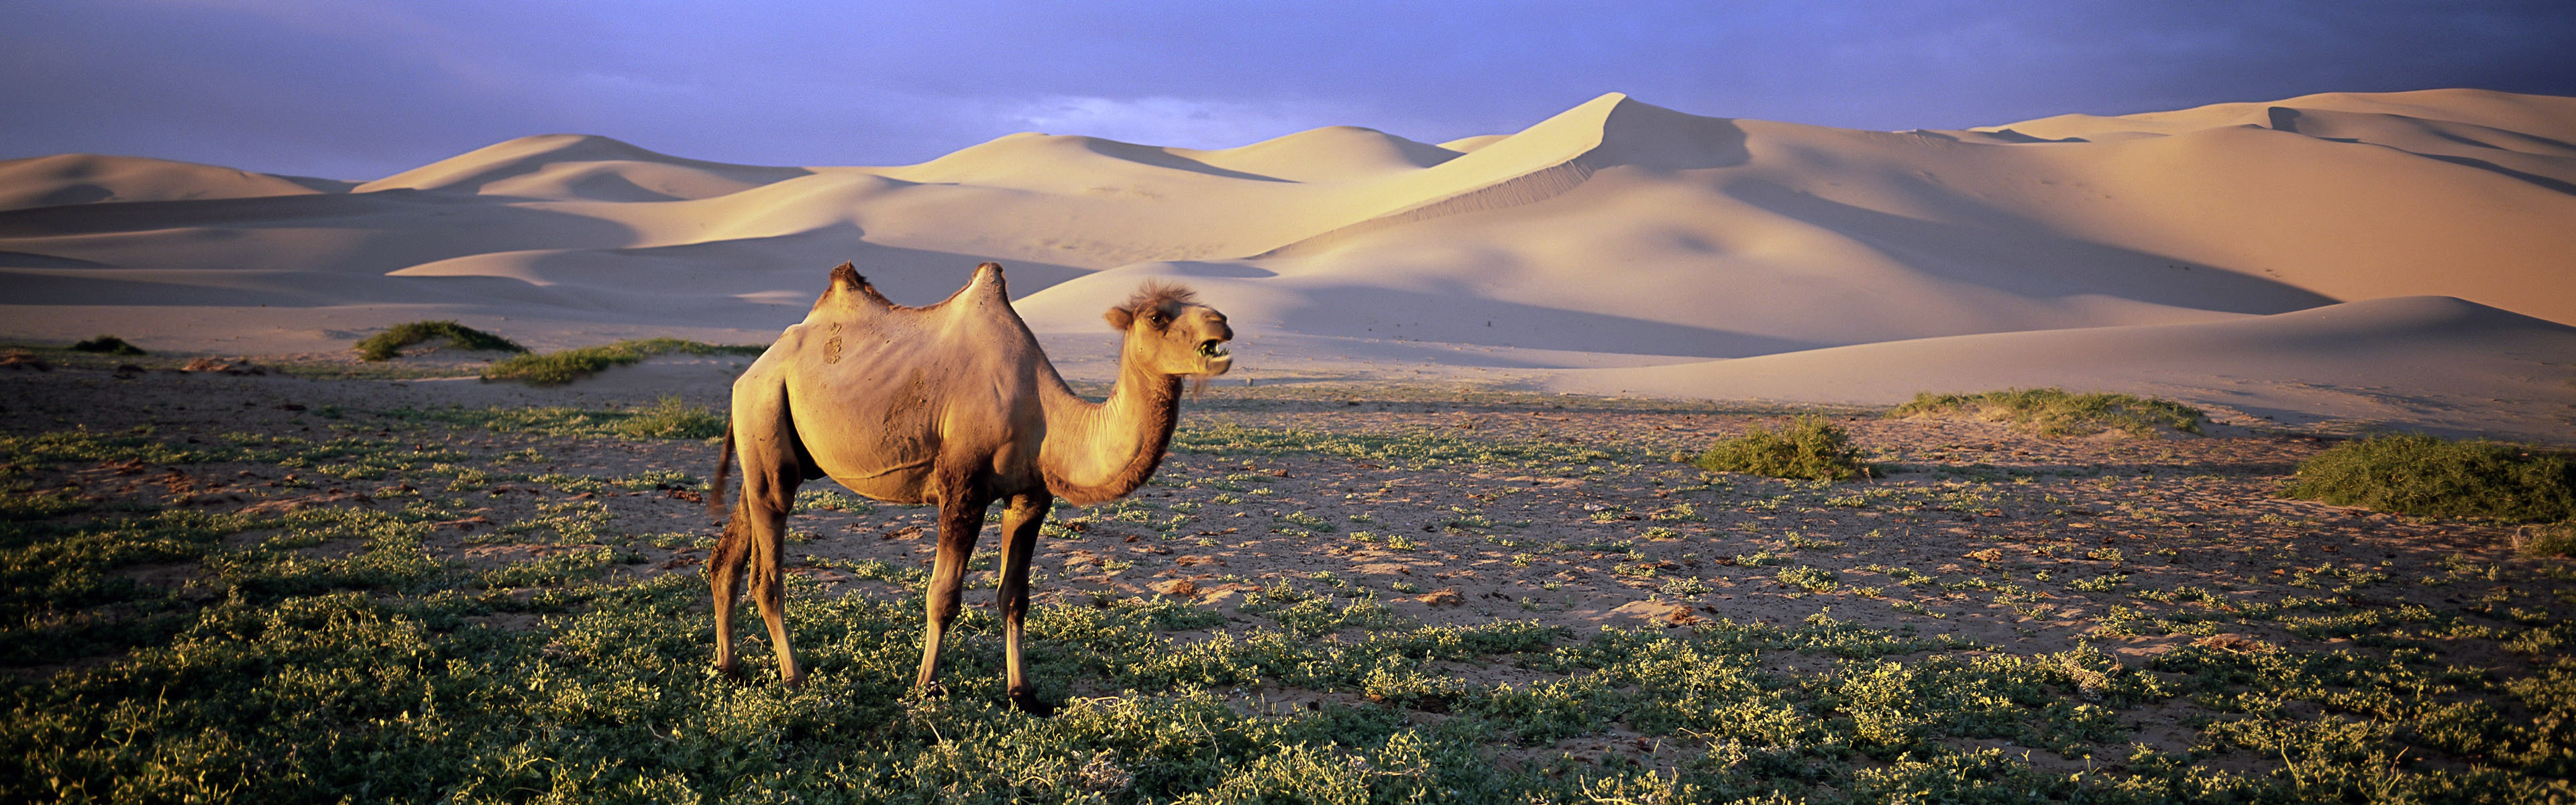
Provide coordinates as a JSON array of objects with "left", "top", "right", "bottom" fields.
[
  {"left": 1611, "top": 599, "right": 1699, "bottom": 627},
  {"left": 1149, "top": 579, "right": 1200, "bottom": 598},
  {"left": 1415, "top": 588, "right": 1466, "bottom": 608}
]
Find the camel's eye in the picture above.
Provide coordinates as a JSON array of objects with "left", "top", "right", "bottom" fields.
[{"left": 1147, "top": 313, "right": 1169, "bottom": 328}]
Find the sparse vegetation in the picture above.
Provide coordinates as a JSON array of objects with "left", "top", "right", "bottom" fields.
[
  {"left": 482, "top": 337, "right": 763, "bottom": 386},
  {"left": 69, "top": 335, "right": 144, "bottom": 356},
  {"left": 354, "top": 320, "right": 526, "bottom": 362},
  {"left": 2522, "top": 522, "right": 2576, "bottom": 558},
  {"left": 2284, "top": 433, "right": 2575, "bottom": 523},
  {"left": 4, "top": 381, "right": 2572, "bottom": 802},
  {"left": 1892, "top": 387, "right": 2204, "bottom": 437},
  {"left": 1693, "top": 415, "right": 1868, "bottom": 481},
  {"left": 610, "top": 395, "right": 725, "bottom": 440}
]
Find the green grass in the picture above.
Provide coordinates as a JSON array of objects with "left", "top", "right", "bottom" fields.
[
  {"left": 482, "top": 337, "right": 763, "bottom": 386},
  {"left": 1177, "top": 423, "right": 1618, "bottom": 473},
  {"left": 611, "top": 396, "right": 726, "bottom": 440},
  {"left": 2282, "top": 433, "right": 2575, "bottom": 524},
  {"left": 68, "top": 335, "right": 144, "bottom": 356},
  {"left": 1693, "top": 415, "right": 1868, "bottom": 482},
  {"left": 354, "top": 320, "right": 526, "bottom": 362},
  {"left": 1892, "top": 388, "right": 2205, "bottom": 437},
  {"left": 384, "top": 402, "right": 726, "bottom": 441}
]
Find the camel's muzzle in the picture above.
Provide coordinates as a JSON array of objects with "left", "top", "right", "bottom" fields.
[{"left": 1196, "top": 339, "right": 1234, "bottom": 374}]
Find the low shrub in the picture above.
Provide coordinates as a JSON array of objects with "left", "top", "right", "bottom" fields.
[
  {"left": 482, "top": 338, "right": 763, "bottom": 386},
  {"left": 2282, "top": 433, "right": 2574, "bottom": 523},
  {"left": 2517, "top": 522, "right": 2576, "bottom": 558},
  {"left": 70, "top": 335, "right": 145, "bottom": 356},
  {"left": 354, "top": 321, "right": 525, "bottom": 361},
  {"left": 1892, "top": 388, "right": 2202, "bottom": 437},
  {"left": 612, "top": 396, "right": 725, "bottom": 440},
  {"left": 1693, "top": 415, "right": 1868, "bottom": 482}
]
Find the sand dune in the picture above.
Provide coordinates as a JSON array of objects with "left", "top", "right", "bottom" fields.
[
  {"left": 1, "top": 89, "right": 2569, "bottom": 439},
  {"left": 358, "top": 134, "right": 811, "bottom": 201},
  {"left": 1546, "top": 296, "right": 2576, "bottom": 441},
  {"left": 0, "top": 154, "right": 347, "bottom": 211}
]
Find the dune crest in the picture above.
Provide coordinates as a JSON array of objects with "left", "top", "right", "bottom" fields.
[
  {"left": 358, "top": 134, "right": 810, "bottom": 201},
  {"left": 0, "top": 154, "right": 345, "bottom": 212}
]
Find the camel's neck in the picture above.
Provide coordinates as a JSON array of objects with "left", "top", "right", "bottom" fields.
[{"left": 1037, "top": 353, "right": 1182, "bottom": 506}]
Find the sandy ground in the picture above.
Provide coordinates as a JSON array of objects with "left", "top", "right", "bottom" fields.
[{"left": 4, "top": 360, "right": 2550, "bottom": 678}]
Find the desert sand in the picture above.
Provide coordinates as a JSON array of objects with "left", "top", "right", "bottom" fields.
[{"left": 2, "top": 89, "right": 2571, "bottom": 440}]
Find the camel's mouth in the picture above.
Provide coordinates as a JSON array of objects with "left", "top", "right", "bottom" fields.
[{"left": 1195, "top": 339, "right": 1233, "bottom": 375}]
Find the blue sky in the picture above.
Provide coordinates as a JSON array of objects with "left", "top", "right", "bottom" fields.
[{"left": 5, "top": 1, "right": 2572, "bottom": 180}]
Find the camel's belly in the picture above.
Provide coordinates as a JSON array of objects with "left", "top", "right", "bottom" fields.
[
  {"left": 809, "top": 447, "right": 936, "bottom": 504},
  {"left": 826, "top": 474, "right": 931, "bottom": 505}
]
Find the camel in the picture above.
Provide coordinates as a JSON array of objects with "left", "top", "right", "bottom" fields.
[{"left": 706, "top": 260, "right": 1233, "bottom": 712}]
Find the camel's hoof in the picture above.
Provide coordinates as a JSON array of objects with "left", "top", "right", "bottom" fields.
[
  {"left": 1009, "top": 687, "right": 1055, "bottom": 716},
  {"left": 713, "top": 663, "right": 745, "bottom": 683}
]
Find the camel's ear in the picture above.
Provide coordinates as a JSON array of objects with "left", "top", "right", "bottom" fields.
[{"left": 1104, "top": 306, "right": 1134, "bottom": 331}]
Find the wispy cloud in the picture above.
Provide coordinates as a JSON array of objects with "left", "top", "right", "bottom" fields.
[{"left": 989, "top": 95, "right": 1360, "bottom": 150}]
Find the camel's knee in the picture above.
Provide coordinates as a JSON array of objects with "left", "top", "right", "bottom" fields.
[
  {"left": 745, "top": 565, "right": 785, "bottom": 604},
  {"left": 925, "top": 591, "right": 964, "bottom": 627}
]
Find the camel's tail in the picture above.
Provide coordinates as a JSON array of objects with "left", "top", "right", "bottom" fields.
[
  {"left": 708, "top": 496, "right": 751, "bottom": 592},
  {"left": 708, "top": 421, "right": 736, "bottom": 521}
]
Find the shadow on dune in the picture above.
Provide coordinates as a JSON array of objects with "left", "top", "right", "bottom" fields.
[
  {"left": 1279, "top": 282, "right": 1827, "bottom": 359},
  {"left": 0, "top": 268, "right": 599, "bottom": 309},
  {"left": 512, "top": 225, "right": 1096, "bottom": 306},
  {"left": 0, "top": 190, "right": 643, "bottom": 277},
  {"left": 1079, "top": 138, "right": 1291, "bottom": 182},
  {"left": 1727, "top": 181, "right": 2341, "bottom": 316}
]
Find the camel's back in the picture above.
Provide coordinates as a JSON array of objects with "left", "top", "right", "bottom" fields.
[{"left": 753, "top": 264, "right": 1051, "bottom": 500}]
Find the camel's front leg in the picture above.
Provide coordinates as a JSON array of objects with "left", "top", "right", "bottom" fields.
[
  {"left": 996, "top": 491, "right": 1053, "bottom": 714},
  {"left": 914, "top": 476, "right": 991, "bottom": 694}
]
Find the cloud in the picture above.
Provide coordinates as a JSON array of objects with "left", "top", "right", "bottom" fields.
[{"left": 989, "top": 95, "right": 1360, "bottom": 149}]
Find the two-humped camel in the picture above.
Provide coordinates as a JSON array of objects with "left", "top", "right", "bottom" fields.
[{"left": 707, "top": 261, "right": 1232, "bottom": 712}]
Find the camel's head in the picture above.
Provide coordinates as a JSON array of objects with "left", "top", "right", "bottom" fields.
[{"left": 1105, "top": 280, "right": 1233, "bottom": 377}]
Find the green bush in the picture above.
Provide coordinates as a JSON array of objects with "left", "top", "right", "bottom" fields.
[
  {"left": 2518, "top": 522, "right": 2576, "bottom": 558},
  {"left": 1892, "top": 388, "right": 2202, "bottom": 437},
  {"left": 70, "top": 335, "right": 145, "bottom": 356},
  {"left": 1693, "top": 415, "right": 1868, "bottom": 482},
  {"left": 483, "top": 337, "right": 763, "bottom": 386},
  {"left": 2282, "top": 433, "right": 2575, "bottom": 523},
  {"left": 354, "top": 321, "right": 525, "bottom": 361},
  {"left": 611, "top": 396, "right": 725, "bottom": 440}
]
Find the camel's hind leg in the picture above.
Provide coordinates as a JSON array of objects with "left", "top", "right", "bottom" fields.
[
  {"left": 708, "top": 502, "right": 752, "bottom": 680},
  {"left": 995, "top": 490, "right": 1053, "bottom": 714},
  {"left": 914, "top": 468, "right": 992, "bottom": 694},
  {"left": 714, "top": 376, "right": 806, "bottom": 686}
]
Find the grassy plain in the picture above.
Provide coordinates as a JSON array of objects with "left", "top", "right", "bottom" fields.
[{"left": 1, "top": 368, "right": 2570, "bottom": 803}]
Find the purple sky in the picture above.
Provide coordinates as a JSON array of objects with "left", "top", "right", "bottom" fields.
[{"left": 6, "top": 1, "right": 2572, "bottom": 180}]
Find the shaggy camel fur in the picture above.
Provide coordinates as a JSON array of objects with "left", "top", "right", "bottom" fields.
[{"left": 708, "top": 261, "right": 1233, "bottom": 711}]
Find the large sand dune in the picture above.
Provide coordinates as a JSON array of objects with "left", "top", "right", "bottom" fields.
[{"left": 2, "top": 89, "right": 2570, "bottom": 439}]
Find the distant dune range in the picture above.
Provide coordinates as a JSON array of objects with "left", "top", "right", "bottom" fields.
[{"left": 2, "top": 89, "right": 2571, "bottom": 439}]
